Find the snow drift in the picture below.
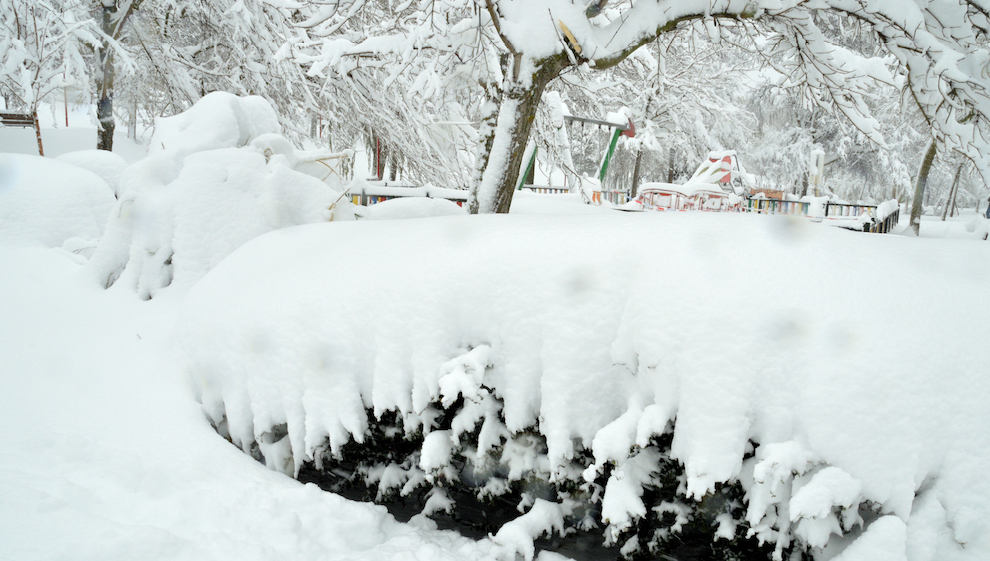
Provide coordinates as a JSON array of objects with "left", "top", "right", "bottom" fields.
[
  {"left": 174, "top": 211, "right": 990, "bottom": 560},
  {"left": 0, "top": 153, "right": 115, "bottom": 251},
  {"left": 83, "top": 92, "right": 353, "bottom": 298},
  {"left": 55, "top": 150, "right": 129, "bottom": 197}
]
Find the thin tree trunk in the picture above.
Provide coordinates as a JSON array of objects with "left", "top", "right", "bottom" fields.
[
  {"left": 667, "top": 146, "right": 675, "bottom": 183},
  {"left": 33, "top": 111, "right": 44, "bottom": 156},
  {"left": 128, "top": 99, "right": 137, "bottom": 139},
  {"left": 909, "top": 138, "right": 938, "bottom": 236},
  {"left": 942, "top": 163, "right": 963, "bottom": 221},
  {"left": 97, "top": 3, "right": 116, "bottom": 151},
  {"left": 630, "top": 147, "right": 644, "bottom": 198}
]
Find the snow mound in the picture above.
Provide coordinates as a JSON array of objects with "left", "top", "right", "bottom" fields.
[
  {"left": 356, "top": 197, "right": 466, "bottom": 220},
  {"left": 174, "top": 213, "right": 990, "bottom": 559},
  {"left": 83, "top": 94, "right": 351, "bottom": 299},
  {"left": 55, "top": 150, "right": 129, "bottom": 197},
  {"left": 0, "top": 153, "right": 115, "bottom": 251},
  {"left": 148, "top": 91, "right": 280, "bottom": 158}
]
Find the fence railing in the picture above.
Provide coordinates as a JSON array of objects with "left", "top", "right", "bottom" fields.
[
  {"left": 603, "top": 190, "right": 631, "bottom": 205},
  {"left": 746, "top": 197, "right": 900, "bottom": 233},
  {"left": 519, "top": 186, "right": 570, "bottom": 195},
  {"left": 349, "top": 182, "right": 469, "bottom": 207},
  {"left": 868, "top": 208, "right": 899, "bottom": 233},
  {"left": 746, "top": 198, "right": 810, "bottom": 215},
  {"left": 825, "top": 202, "right": 875, "bottom": 218}
]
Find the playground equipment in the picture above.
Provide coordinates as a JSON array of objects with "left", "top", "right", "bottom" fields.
[
  {"left": 633, "top": 151, "right": 748, "bottom": 211},
  {"left": 517, "top": 110, "right": 635, "bottom": 202}
]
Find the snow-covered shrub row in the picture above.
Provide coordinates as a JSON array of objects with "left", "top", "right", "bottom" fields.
[
  {"left": 83, "top": 92, "right": 354, "bottom": 299},
  {"left": 175, "top": 212, "right": 990, "bottom": 560},
  {"left": 0, "top": 153, "right": 115, "bottom": 253}
]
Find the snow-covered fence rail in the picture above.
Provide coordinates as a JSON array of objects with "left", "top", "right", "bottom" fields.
[
  {"left": 823, "top": 201, "right": 900, "bottom": 233},
  {"left": 0, "top": 112, "right": 35, "bottom": 128},
  {"left": 868, "top": 200, "right": 900, "bottom": 234},
  {"left": 348, "top": 182, "right": 469, "bottom": 207},
  {"left": 519, "top": 186, "right": 570, "bottom": 195},
  {"left": 746, "top": 198, "right": 810, "bottom": 215}
]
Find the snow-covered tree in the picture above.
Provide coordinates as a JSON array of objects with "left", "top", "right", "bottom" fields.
[
  {"left": 0, "top": 0, "right": 100, "bottom": 155},
  {"left": 329, "top": 1, "right": 987, "bottom": 216},
  {"left": 289, "top": 0, "right": 505, "bottom": 188}
]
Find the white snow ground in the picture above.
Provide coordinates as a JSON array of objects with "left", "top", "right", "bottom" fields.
[{"left": 3, "top": 119, "right": 990, "bottom": 561}]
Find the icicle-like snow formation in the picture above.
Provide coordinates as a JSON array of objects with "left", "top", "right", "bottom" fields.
[{"left": 175, "top": 212, "right": 990, "bottom": 559}]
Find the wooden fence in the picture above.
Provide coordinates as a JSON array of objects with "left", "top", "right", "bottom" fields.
[{"left": 746, "top": 198, "right": 810, "bottom": 215}]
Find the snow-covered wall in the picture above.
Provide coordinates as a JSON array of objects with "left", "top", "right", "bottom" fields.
[{"left": 174, "top": 212, "right": 990, "bottom": 559}]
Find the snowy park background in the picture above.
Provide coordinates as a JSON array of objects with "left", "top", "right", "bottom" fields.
[{"left": 4, "top": 1, "right": 990, "bottom": 560}]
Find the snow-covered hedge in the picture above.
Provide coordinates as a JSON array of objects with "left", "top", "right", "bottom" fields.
[
  {"left": 175, "top": 212, "right": 990, "bottom": 560},
  {"left": 84, "top": 92, "right": 353, "bottom": 298}
]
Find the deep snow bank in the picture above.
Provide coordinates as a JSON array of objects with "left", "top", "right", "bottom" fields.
[
  {"left": 55, "top": 150, "right": 130, "bottom": 197},
  {"left": 0, "top": 153, "right": 115, "bottom": 250},
  {"left": 83, "top": 92, "right": 353, "bottom": 298},
  {"left": 174, "top": 212, "right": 990, "bottom": 560},
  {"left": 0, "top": 245, "right": 501, "bottom": 561}
]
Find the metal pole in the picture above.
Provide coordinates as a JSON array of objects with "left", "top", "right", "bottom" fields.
[
  {"left": 599, "top": 128, "right": 621, "bottom": 183},
  {"left": 517, "top": 145, "right": 538, "bottom": 191}
]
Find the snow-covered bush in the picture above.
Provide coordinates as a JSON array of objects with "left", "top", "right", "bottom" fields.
[
  {"left": 175, "top": 213, "right": 990, "bottom": 560},
  {"left": 55, "top": 150, "right": 129, "bottom": 198},
  {"left": 84, "top": 92, "right": 353, "bottom": 298},
  {"left": 0, "top": 153, "right": 115, "bottom": 253}
]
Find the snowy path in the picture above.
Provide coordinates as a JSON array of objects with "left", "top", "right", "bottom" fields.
[{"left": 0, "top": 246, "right": 488, "bottom": 561}]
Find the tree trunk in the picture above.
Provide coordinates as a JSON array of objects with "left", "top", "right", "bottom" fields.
[
  {"left": 128, "top": 99, "right": 137, "bottom": 139},
  {"left": 666, "top": 147, "right": 675, "bottom": 183},
  {"left": 389, "top": 151, "right": 399, "bottom": 182},
  {"left": 909, "top": 138, "right": 938, "bottom": 236},
  {"left": 630, "top": 147, "right": 644, "bottom": 198},
  {"left": 471, "top": 59, "right": 564, "bottom": 214},
  {"left": 33, "top": 111, "right": 44, "bottom": 156},
  {"left": 942, "top": 163, "right": 963, "bottom": 221},
  {"left": 97, "top": 3, "right": 117, "bottom": 151},
  {"left": 468, "top": 96, "right": 501, "bottom": 213}
]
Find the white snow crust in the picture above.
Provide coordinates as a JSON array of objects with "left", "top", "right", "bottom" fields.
[{"left": 174, "top": 211, "right": 990, "bottom": 559}]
